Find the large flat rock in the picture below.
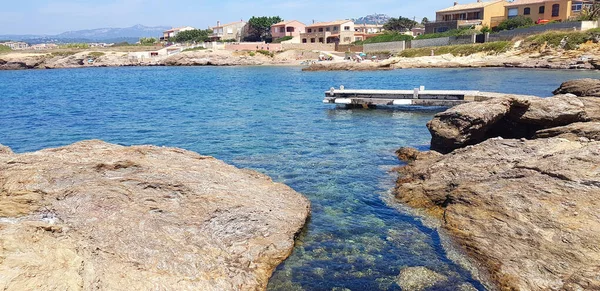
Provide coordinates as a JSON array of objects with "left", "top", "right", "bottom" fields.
[
  {"left": 0, "top": 140, "right": 310, "bottom": 290},
  {"left": 395, "top": 138, "right": 600, "bottom": 290}
]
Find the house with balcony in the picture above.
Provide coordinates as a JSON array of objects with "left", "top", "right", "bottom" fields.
[
  {"left": 502, "top": 0, "right": 593, "bottom": 24},
  {"left": 300, "top": 20, "right": 357, "bottom": 44},
  {"left": 271, "top": 20, "right": 306, "bottom": 42},
  {"left": 162, "top": 26, "right": 196, "bottom": 41},
  {"left": 210, "top": 21, "right": 248, "bottom": 42},
  {"left": 425, "top": 0, "right": 506, "bottom": 33}
]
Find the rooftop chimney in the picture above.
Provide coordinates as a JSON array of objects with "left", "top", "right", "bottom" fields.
[{"left": 454, "top": 1, "right": 458, "bottom": 5}]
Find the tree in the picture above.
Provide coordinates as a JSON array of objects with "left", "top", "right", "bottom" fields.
[
  {"left": 383, "top": 17, "right": 418, "bottom": 32},
  {"left": 245, "top": 16, "right": 283, "bottom": 42},
  {"left": 139, "top": 37, "right": 157, "bottom": 45},
  {"left": 578, "top": 1, "right": 600, "bottom": 20},
  {"left": 172, "top": 29, "right": 211, "bottom": 43},
  {"left": 421, "top": 17, "right": 430, "bottom": 25}
]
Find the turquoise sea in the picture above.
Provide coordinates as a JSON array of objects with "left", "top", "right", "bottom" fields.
[{"left": 0, "top": 67, "right": 597, "bottom": 290}]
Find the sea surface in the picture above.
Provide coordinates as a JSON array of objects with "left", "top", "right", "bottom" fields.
[{"left": 0, "top": 67, "right": 597, "bottom": 290}]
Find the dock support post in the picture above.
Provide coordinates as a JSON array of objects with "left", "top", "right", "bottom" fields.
[{"left": 413, "top": 88, "right": 419, "bottom": 99}]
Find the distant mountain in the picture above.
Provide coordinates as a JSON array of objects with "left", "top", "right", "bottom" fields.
[
  {"left": 56, "top": 24, "right": 170, "bottom": 40},
  {"left": 0, "top": 24, "right": 171, "bottom": 44},
  {"left": 352, "top": 14, "right": 391, "bottom": 25}
]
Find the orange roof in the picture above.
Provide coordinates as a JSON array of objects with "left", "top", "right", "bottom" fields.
[
  {"left": 272, "top": 20, "right": 305, "bottom": 26},
  {"left": 437, "top": 0, "right": 504, "bottom": 12},
  {"left": 504, "top": 0, "right": 586, "bottom": 6},
  {"left": 306, "top": 20, "right": 353, "bottom": 28}
]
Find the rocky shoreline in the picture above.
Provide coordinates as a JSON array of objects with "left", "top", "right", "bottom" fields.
[
  {"left": 2, "top": 46, "right": 599, "bottom": 71},
  {"left": 393, "top": 79, "right": 600, "bottom": 290},
  {"left": 0, "top": 140, "right": 310, "bottom": 290}
]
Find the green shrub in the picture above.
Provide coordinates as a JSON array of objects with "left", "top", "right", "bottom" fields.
[
  {"left": 354, "top": 32, "right": 413, "bottom": 45},
  {"left": 399, "top": 41, "right": 512, "bottom": 57},
  {"left": 0, "top": 45, "right": 11, "bottom": 53},
  {"left": 272, "top": 36, "right": 293, "bottom": 43},
  {"left": 59, "top": 43, "right": 89, "bottom": 49},
  {"left": 494, "top": 16, "right": 534, "bottom": 32},
  {"left": 415, "top": 28, "right": 480, "bottom": 40},
  {"left": 183, "top": 47, "right": 206, "bottom": 52},
  {"left": 50, "top": 51, "right": 77, "bottom": 57},
  {"left": 256, "top": 49, "right": 274, "bottom": 57},
  {"left": 249, "top": 51, "right": 256, "bottom": 56},
  {"left": 88, "top": 52, "right": 105, "bottom": 57},
  {"left": 524, "top": 29, "right": 600, "bottom": 50}
]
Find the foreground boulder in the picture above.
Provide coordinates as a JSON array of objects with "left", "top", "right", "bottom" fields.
[
  {"left": 552, "top": 78, "right": 600, "bottom": 97},
  {"left": 0, "top": 140, "right": 310, "bottom": 290},
  {"left": 427, "top": 94, "right": 600, "bottom": 153},
  {"left": 395, "top": 138, "right": 600, "bottom": 290}
]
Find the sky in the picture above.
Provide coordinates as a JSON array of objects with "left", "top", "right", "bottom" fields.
[{"left": 0, "top": 0, "right": 453, "bottom": 35}]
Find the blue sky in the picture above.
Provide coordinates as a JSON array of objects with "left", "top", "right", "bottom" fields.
[{"left": 1, "top": 0, "right": 453, "bottom": 35}]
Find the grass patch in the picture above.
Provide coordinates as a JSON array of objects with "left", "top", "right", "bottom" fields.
[
  {"left": 88, "top": 52, "right": 105, "bottom": 57},
  {"left": 399, "top": 41, "right": 512, "bottom": 57},
  {"left": 354, "top": 32, "right": 413, "bottom": 45},
  {"left": 0, "top": 45, "right": 12, "bottom": 53},
  {"left": 50, "top": 51, "right": 77, "bottom": 57},
  {"left": 524, "top": 29, "right": 600, "bottom": 50},
  {"left": 272, "top": 36, "right": 293, "bottom": 43},
  {"left": 183, "top": 47, "right": 206, "bottom": 52},
  {"left": 256, "top": 49, "right": 274, "bottom": 57}
]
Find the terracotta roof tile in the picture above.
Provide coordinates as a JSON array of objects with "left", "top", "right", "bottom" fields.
[{"left": 437, "top": 0, "right": 504, "bottom": 12}]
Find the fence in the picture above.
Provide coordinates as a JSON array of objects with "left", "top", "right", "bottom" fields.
[
  {"left": 281, "top": 43, "right": 336, "bottom": 51},
  {"left": 336, "top": 44, "right": 364, "bottom": 53},
  {"left": 487, "top": 21, "right": 589, "bottom": 42},
  {"left": 364, "top": 41, "right": 406, "bottom": 53}
]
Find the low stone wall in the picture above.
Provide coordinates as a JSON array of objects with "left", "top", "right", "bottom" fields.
[
  {"left": 281, "top": 43, "right": 335, "bottom": 51},
  {"left": 225, "top": 43, "right": 283, "bottom": 51},
  {"left": 336, "top": 44, "right": 364, "bottom": 52},
  {"left": 410, "top": 37, "right": 451, "bottom": 49},
  {"left": 487, "top": 21, "right": 592, "bottom": 42},
  {"left": 449, "top": 34, "right": 476, "bottom": 45},
  {"left": 364, "top": 41, "right": 406, "bottom": 53}
]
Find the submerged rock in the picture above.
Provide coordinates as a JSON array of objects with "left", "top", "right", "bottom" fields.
[
  {"left": 427, "top": 94, "right": 600, "bottom": 153},
  {"left": 553, "top": 78, "right": 600, "bottom": 97},
  {"left": 395, "top": 138, "right": 600, "bottom": 290},
  {"left": 396, "top": 266, "right": 448, "bottom": 291},
  {"left": 0, "top": 140, "right": 310, "bottom": 290}
]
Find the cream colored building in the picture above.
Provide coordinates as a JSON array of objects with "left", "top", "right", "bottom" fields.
[
  {"left": 211, "top": 21, "right": 248, "bottom": 42},
  {"left": 300, "top": 20, "right": 357, "bottom": 44}
]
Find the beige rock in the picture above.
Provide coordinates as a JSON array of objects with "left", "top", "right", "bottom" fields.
[
  {"left": 0, "top": 140, "right": 310, "bottom": 291},
  {"left": 427, "top": 94, "right": 600, "bottom": 153},
  {"left": 396, "top": 266, "right": 448, "bottom": 291},
  {"left": 395, "top": 138, "right": 600, "bottom": 290},
  {"left": 553, "top": 78, "right": 600, "bottom": 97},
  {"left": 535, "top": 121, "right": 600, "bottom": 141}
]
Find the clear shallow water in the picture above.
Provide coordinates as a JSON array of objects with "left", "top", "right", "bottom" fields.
[{"left": 0, "top": 67, "right": 597, "bottom": 290}]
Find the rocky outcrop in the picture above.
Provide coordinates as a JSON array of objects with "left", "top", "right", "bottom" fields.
[
  {"left": 162, "top": 50, "right": 266, "bottom": 66},
  {"left": 552, "top": 78, "right": 600, "bottom": 97},
  {"left": 535, "top": 121, "right": 600, "bottom": 141},
  {"left": 427, "top": 94, "right": 600, "bottom": 153},
  {"left": 0, "top": 140, "right": 310, "bottom": 290},
  {"left": 395, "top": 138, "right": 600, "bottom": 290}
]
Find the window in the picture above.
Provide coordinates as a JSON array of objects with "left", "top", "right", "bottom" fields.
[
  {"left": 310, "top": 38, "right": 315, "bottom": 43},
  {"left": 344, "top": 26, "right": 350, "bottom": 31},
  {"left": 319, "top": 28, "right": 323, "bottom": 32},
  {"left": 508, "top": 8, "right": 519, "bottom": 18},
  {"left": 318, "top": 37, "right": 324, "bottom": 43},
  {"left": 571, "top": 2, "right": 589, "bottom": 11},
  {"left": 355, "top": 37, "right": 362, "bottom": 41},
  {"left": 524, "top": 7, "right": 531, "bottom": 15},
  {"left": 552, "top": 4, "right": 560, "bottom": 16},
  {"left": 539, "top": 6, "right": 545, "bottom": 13},
  {"left": 302, "top": 38, "right": 307, "bottom": 43},
  {"left": 279, "top": 27, "right": 285, "bottom": 33},
  {"left": 286, "top": 27, "right": 294, "bottom": 32},
  {"left": 326, "top": 27, "right": 330, "bottom": 31},
  {"left": 307, "top": 28, "right": 312, "bottom": 33},
  {"left": 333, "top": 26, "right": 338, "bottom": 31},
  {"left": 434, "top": 27, "right": 448, "bottom": 33}
]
